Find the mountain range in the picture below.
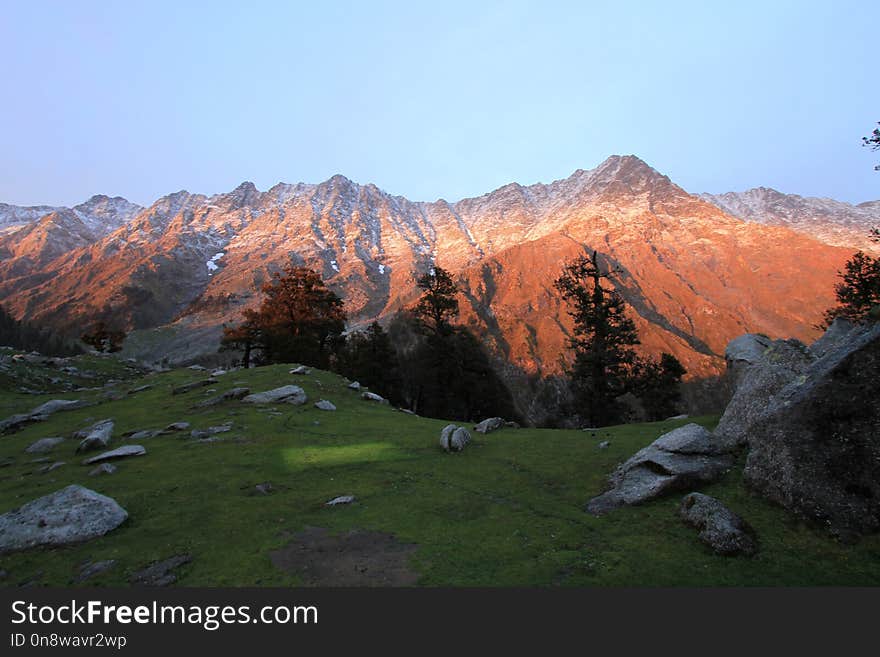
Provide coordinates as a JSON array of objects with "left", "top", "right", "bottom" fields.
[{"left": 2, "top": 155, "right": 877, "bottom": 416}]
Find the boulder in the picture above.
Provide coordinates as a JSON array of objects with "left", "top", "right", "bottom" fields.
[
  {"left": 740, "top": 319, "right": 880, "bottom": 538},
  {"left": 361, "top": 391, "right": 387, "bottom": 404},
  {"left": 242, "top": 385, "right": 307, "bottom": 405},
  {"left": 679, "top": 493, "right": 757, "bottom": 556},
  {"left": 24, "top": 437, "right": 66, "bottom": 454},
  {"left": 82, "top": 445, "right": 146, "bottom": 465},
  {"left": 714, "top": 335, "right": 814, "bottom": 448},
  {"left": 598, "top": 441, "right": 611, "bottom": 450},
  {"left": 75, "top": 419, "right": 114, "bottom": 453},
  {"left": 440, "top": 425, "right": 471, "bottom": 452},
  {"left": 289, "top": 366, "right": 311, "bottom": 375},
  {"left": 0, "top": 485, "right": 128, "bottom": 554},
  {"left": 586, "top": 424, "right": 734, "bottom": 515},
  {"left": 314, "top": 400, "right": 337, "bottom": 411},
  {"left": 347, "top": 381, "right": 361, "bottom": 390},
  {"left": 474, "top": 417, "right": 505, "bottom": 434}
]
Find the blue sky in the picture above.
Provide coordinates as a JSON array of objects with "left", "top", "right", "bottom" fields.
[{"left": 1, "top": 0, "right": 877, "bottom": 207}]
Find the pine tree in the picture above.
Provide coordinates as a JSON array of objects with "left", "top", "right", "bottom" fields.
[
  {"left": 554, "top": 251, "right": 640, "bottom": 427},
  {"left": 823, "top": 248, "right": 880, "bottom": 325},
  {"left": 221, "top": 265, "right": 346, "bottom": 368},
  {"left": 412, "top": 266, "right": 459, "bottom": 334}
]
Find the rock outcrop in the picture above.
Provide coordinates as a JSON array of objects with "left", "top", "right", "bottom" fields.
[
  {"left": 735, "top": 320, "right": 880, "bottom": 538},
  {"left": 586, "top": 424, "right": 734, "bottom": 515},
  {"left": 0, "top": 485, "right": 128, "bottom": 553}
]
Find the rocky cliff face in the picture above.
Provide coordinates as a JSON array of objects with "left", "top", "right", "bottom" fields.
[{"left": 0, "top": 157, "right": 866, "bottom": 401}]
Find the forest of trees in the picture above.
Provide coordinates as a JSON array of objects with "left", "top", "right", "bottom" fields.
[
  {"left": 0, "top": 305, "right": 83, "bottom": 357},
  {"left": 220, "top": 259, "right": 684, "bottom": 428},
  {"left": 221, "top": 264, "right": 518, "bottom": 423}
]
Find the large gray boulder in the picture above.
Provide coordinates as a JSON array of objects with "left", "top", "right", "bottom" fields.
[
  {"left": 740, "top": 319, "right": 880, "bottom": 538},
  {"left": 714, "top": 335, "right": 814, "bottom": 448},
  {"left": 679, "top": 493, "right": 757, "bottom": 556},
  {"left": 474, "top": 417, "right": 505, "bottom": 434},
  {"left": 0, "top": 485, "right": 128, "bottom": 554},
  {"left": 586, "top": 424, "right": 734, "bottom": 515},
  {"left": 242, "top": 385, "right": 307, "bottom": 405},
  {"left": 74, "top": 419, "right": 114, "bottom": 453}
]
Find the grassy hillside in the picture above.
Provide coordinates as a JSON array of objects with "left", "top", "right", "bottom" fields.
[{"left": 1, "top": 353, "right": 878, "bottom": 586}]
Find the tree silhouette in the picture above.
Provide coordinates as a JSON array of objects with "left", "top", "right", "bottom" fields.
[
  {"left": 412, "top": 266, "right": 459, "bottom": 334},
  {"left": 864, "top": 121, "right": 880, "bottom": 171},
  {"left": 554, "top": 251, "right": 640, "bottom": 427},
  {"left": 823, "top": 247, "right": 880, "bottom": 325}
]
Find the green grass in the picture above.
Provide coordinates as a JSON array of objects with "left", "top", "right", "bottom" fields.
[{"left": 1, "top": 355, "right": 879, "bottom": 587}]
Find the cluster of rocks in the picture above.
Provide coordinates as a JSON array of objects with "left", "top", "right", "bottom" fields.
[{"left": 585, "top": 317, "right": 880, "bottom": 551}]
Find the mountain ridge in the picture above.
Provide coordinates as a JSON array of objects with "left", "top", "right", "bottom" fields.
[{"left": 0, "top": 156, "right": 868, "bottom": 422}]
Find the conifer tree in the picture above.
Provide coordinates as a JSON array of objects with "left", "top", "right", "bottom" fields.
[{"left": 554, "top": 251, "right": 640, "bottom": 427}]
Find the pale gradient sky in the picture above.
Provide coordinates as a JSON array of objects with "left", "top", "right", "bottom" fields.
[{"left": 1, "top": 0, "right": 877, "bottom": 207}]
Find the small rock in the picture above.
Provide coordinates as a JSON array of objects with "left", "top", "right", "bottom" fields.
[
  {"left": 210, "top": 369, "right": 227, "bottom": 377},
  {"left": 254, "top": 482, "right": 274, "bottom": 495},
  {"left": 171, "top": 378, "right": 218, "bottom": 395},
  {"left": 194, "top": 387, "right": 251, "bottom": 408},
  {"left": 474, "top": 417, "right": 505, "bottom": 434},
  {"left": 326, "top": 495, "right": 355, "bottom": 506},
  {"left": 314, "top": 400, "right": 336, "bottom": 411},
  {"left": 127, "top": 385, "right": 152, "bottom": 395},
  {"left": 347, "top": 381, "right": 361, "bottom": 390},
  {"left": 242, "top": 385, "right": 307, "bottom": 405},
  {"left": 289, "top": 366, "right": 311, "bottom": 375},
  {"left": 504, "top": 421, "right": 520, "bottom": 429},
  {"left": 162, "top": 421, "right": 191, "bottom": 433},
  {"left": 39, "top": 461, "right": 66, "bottom": 474},
  {"left": 75, "top": 559, "right": 117, "bottom": 583},
  {"left": 82, "top": 445, "right": 146, "bottom": 465},
  {"left": 74, "top": 419, "right": 114, "bottom": 454},
  {"left": 89, "top": 463, "right": 117, "bottom": 476},
  {"left": 598, "top": 441, "right": 611, "bottom": 449},
  {"left": 361, "top": 391, "right": 387, "bottom": 404},
  {"left": 679, "top": 492, "right": 758, "bottom": 556},
  {"left": 187, "top": 365, "right": 207, "bottom": 371},
  {"left": 125, "top": 429, "right": 160, "bottom": 441},
  {"left": 130, "top": 554, "right": 192, "bottom": 586},
  {"left": 24, "top": 437, "right": 66, "bottom": 454}
]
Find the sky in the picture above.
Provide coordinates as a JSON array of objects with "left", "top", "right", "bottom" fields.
[{"left": 1, "top": 0, "right": 877, "bottom": 207}]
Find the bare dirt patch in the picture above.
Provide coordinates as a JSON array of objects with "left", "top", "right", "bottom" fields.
[{"left": 270, "top": 526, "right": 419, "bottom": 586}]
